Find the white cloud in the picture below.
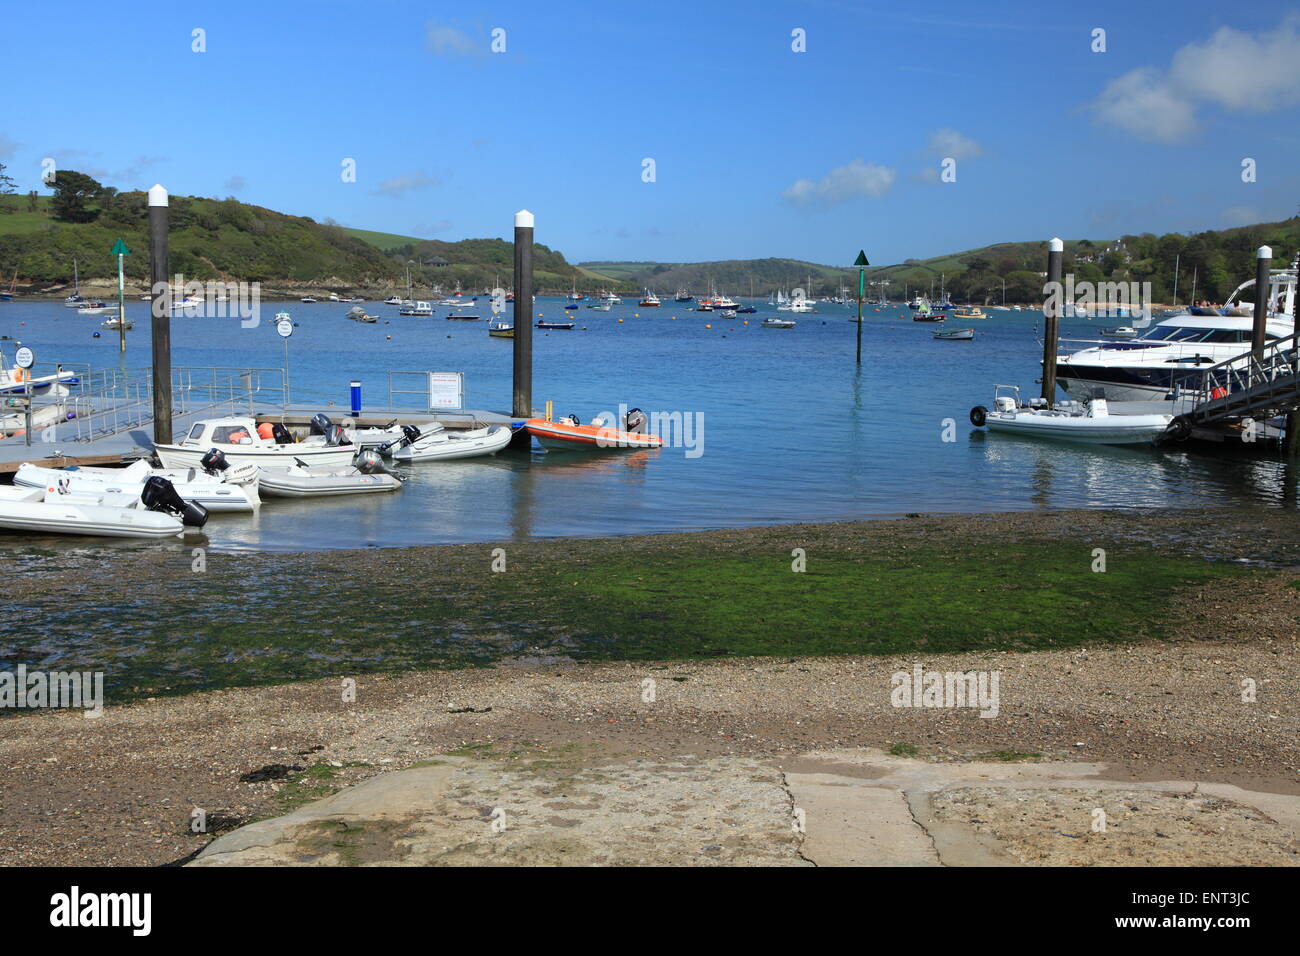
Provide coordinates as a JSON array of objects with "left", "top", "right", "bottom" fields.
[
  {"left": 373, "top": 171, "right": 440, "bottom": 198},
  {"left": 1092, "top": 68, "right": 1197, "bottom": 142},
  {"left": 1221, "top": 205, "right": 1261, "bottom": 227},
  {"left": 927, "top": 128, "right": 982, "bottom": 160},
  {"left": 783, "top": 159, "right": 896, "bottom": 205},
  {"left": 425, "top": 24, "right": 479, "bottom": 57},
  {"left": 1091, "top": 15, "right": 1300, "bottom": 142},
  {"left": 0, "top": 133, "right": 19, "bottom": 160}
]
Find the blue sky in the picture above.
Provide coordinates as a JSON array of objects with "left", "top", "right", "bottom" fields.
[{"left": 6, "top": 0, "right": 1299, "bottom": 266}]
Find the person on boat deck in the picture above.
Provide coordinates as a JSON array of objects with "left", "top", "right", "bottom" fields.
[{"left": 227, "top": 428, "right": 252, "bottom": 444}]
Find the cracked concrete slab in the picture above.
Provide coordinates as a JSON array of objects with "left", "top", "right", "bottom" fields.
[{"left": 191, "top": 747, "right": 1300, "bottom": 866}]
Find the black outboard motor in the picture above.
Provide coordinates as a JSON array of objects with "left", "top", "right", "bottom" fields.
[
  {"left": 310, "top": 412, "right": 333, "bottom": 436},
  {"left": 199, "top": 448, "right": 228, "bottom": 475},
  {"left": 323, "top": 423, "right": 349, "bottom": 446},
  {"left": 353, "top": 448, "right": 404, "bottom": 480},
  {"left": 271, "top": 422, "right": 294, "bottom": 444},
  {"left": 379, "top": 424, "right": 421, "bottom": 456},
  {"left": 141, "top": 476, "right": 209, "bottom": 528},
  {"left": 625, "top": 407, "right": 647, "bottom": 434}
]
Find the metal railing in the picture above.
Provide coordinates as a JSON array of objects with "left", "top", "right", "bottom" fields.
[
  {"left": 2, "top": 364, "right": 287, "bottom": 447},
  {"left": 1178, "top": 331, "right": 1300, "bottom": 425}
]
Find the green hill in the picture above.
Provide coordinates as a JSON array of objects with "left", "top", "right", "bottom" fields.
[{"left": 0, "top": 175, "right": 588, "bottom": 295}]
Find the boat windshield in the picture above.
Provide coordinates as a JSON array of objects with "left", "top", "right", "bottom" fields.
[{"left": 1139, "top": 326, "right": 1258, "bottom": 343}]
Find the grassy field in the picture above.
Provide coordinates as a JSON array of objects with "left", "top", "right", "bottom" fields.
[
  {"left": 0, "top": 520, "right": 1266, "bottom": 705},
  {"left": 340, "top": 226, "right": 426, "bottom": 252}
]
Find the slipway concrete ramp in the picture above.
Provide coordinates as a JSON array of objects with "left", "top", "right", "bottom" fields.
[{"left": 191, "top": 748, "right": 1300, "bottom": 867}]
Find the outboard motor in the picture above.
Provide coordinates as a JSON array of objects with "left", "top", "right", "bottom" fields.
[
  {"left": 323, "top": 424, "right": 348, "bottom": 446},
  {"left": 199, "top": 448, "right": 228, "bottom": 475},
  {"left": 625, "top": 407, "right": 647, "bottom": 434},
  {"left": 561, "top": 414, "right": 581, "bottom": 426},
  {"left": 379, "top": 424, "right": 421, "bottom": 456},
  {"left": 141, "top": 476, "right": 209, "bottom": 528},
  {"left": 353, "top": 448, "right": 404, "bottom": 480},
  {"left": 310, "top": 412, "right": 333, "bottom": 436},
  {"left": 271, "top": 422, "right": 294, "bottom": 444}
]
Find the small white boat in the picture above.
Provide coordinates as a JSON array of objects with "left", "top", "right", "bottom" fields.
[
  {"left": 14, "top": 459, "right": 260, "bottom": 513},
  {"left": 0, "top": 399, "right": 82, "bottom": 438},
  {"left": 0, "top": 476, "right": 207, "bottom": 538},
  {"left": 154, "top": 416, "right": 359, "bottom": 470},
  {"left": 257, "top": 453, "right": 403, "bottom": 497},
  {"left": 762, "top": 317, "right": 796, "bottom": 329},
  {"left": 172, "top": 294, "right": 205, "bottom": 312},
  {"left": 300, "top": 296, "right": 319, "bottom": 304},
  {"left": 399, "top": 300, "right": 433, "bottom": 316},
  {"left": 933, "top": 327, "right": 975, "bottom": 340},
  {"left": 102, "top": 316, "right": 133, "bottom": 331},
  {"left": 338, "top": 418, "right": 438, "bottom": 448},
  {"left": 1098, "top": 326, "right": 1138, "bottom": 338},
  {"left": 382, "top": 422, "right": 513, "bottom": 462},
  {"left": 969, "top": 386, "right": 1173, "bottom": 445},
  {"left": 383, "top": 295, "right": 403, "bottom": 306},
  {"left": 77, "top": 302, "right": 114, "bottom": 316},
  {"left": 588, "top": 301, "right": 612, "bottom": 312},
  {"left": 346, "top": 306, "right": 378, "bottom": 323},
  {"left": 0, "top": 350, "right": 80, "bottom": 397}
]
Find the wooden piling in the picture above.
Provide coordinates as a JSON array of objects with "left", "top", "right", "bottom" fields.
[
  {"left": 1040, "top": 237, "right": 1063, "bottom": 402},
  {"left": 148, "top": 185, "right": 173, "bottom": 445},
  {"left": 1251, "top": 245, "right": 1271, "bottom": 355},
  {"left": 511, "top": 209, "right": 534, "bottom": 448}
]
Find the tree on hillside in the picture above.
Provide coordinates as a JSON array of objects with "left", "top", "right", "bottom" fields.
[
  {"left": 0, "top": 162, "right": 17, "bottom": 213},
  {"left": 49, "top": 169, "right": 104, "bottom": 223}
]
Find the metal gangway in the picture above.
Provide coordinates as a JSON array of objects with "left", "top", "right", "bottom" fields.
[{"left": 1174, "top": 330, "right": 1300, "bottom": 429}]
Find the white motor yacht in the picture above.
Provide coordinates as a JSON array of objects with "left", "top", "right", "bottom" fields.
[{"left": 1055, "top": 259, "right": 1297, "bottom": 402}]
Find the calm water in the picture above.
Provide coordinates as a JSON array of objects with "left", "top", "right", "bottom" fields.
[{"left": 3, "top": 297, "right": 1297, "bottom": 552}]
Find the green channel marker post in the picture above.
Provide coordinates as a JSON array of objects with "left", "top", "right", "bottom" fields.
[
  {"left": 111, "top": 238, "right": 130, "bottom": 352},
  {"left": 854, "top": 250, "right": 869, "bottom": 364}
]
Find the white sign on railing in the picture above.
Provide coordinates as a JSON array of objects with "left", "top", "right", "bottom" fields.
[{"left": 427, "top": 372, "right": 465, "bottom": 410}]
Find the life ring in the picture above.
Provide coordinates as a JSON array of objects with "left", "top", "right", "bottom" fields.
[{"left": 969, "top": 405, "right": 988, "bottom": 427}]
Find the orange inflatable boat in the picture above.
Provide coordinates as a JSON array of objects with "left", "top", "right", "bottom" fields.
[{"left": 525, "top": 411, "right": 661, "bottom": 451}]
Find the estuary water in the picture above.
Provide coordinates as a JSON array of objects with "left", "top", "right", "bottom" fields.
[{"left": 2, "top": 297, "right": 1297, "bottom": 552}]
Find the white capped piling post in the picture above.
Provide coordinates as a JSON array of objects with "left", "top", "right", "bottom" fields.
[
  {"left": 148, "top": 184, "right": 173, "bottom": 444},
  {"left": 1251, "top": 245, "right": 1271, "bottom": 356},
  {"left": 1041, "top": 237, "right": 1063, "bottom": 402},
  {"left": 511, "top": 209, "right": 534, "bottom": 448}
]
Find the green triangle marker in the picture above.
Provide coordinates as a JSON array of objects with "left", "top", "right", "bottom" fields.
[
  {"left": 111, "top": 238, "right": 131, "bottom": 256},
  {"left": 853, "top": 250, "right": 869, "bottom": 267}
]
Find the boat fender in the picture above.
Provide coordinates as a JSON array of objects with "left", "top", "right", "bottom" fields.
[
  {"left": 310, "top": 412, "right": 333, "bottom": 436},
  {"left": 200, "top": 448, "right": 229, "bottom": 474},
  {"left": 271, "top": 422, "right": 294, "bottom": 444},
  {"left": 141, "top": 476, "right": 210, "bottom": 528},
  {"left": 969, "top": 405, "right": 988, "bottom": 427},
  {"left": 625, "top": 408, "right": 647, "bottom": 433},
  {"left": 1166, "top": 416, "right": 1192, "bottom": 441}
]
